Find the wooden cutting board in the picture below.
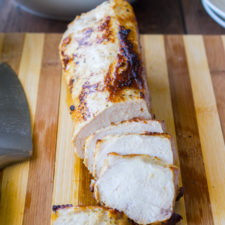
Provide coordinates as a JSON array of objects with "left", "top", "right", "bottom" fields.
[{"left": 0, "top": 33, "right": 225, "bottom": 225}]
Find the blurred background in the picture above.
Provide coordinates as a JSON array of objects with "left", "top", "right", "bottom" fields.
[{"left": 0, "top": 0, "right": 224, "bottom": 34}]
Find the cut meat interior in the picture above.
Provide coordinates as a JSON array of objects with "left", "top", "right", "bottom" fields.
[
  {"left": 84, "top": 119, "right": 164, "bottom": 173},
  {"left": 94, "top": 153, "right": 179, "bottom": 225},
  {"left": 73, "top": 101, "right": 151, "bottom": 158},
  {"left": 94, "top": 133, "right": 174, "bottom": 177},
  {"left": 52, "top": 205, "right": 134, "bottom": 225}
]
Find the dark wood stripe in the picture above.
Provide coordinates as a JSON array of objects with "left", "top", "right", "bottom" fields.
[
  {"left": 0, "top": 33, "right": 25, "bottom": 73},
  {"left": 22, "top": 34, "right": 62, "bottom": 225},
  {"left": 164, "top": 35, "right": 214, "bottom": 225},
  {"left": 181, "top": 0, "right": 225, "bottom": 34},
  {"left": 203, "top": 36, "right": 225, "bottom": 140}
]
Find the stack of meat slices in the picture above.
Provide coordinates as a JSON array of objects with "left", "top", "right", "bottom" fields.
[{"left": 56, "top": 0, "right": 182, "bottom": 224}]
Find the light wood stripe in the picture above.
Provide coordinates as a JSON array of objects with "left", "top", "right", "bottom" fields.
[
  {"left": 204, "top": 36, "right": 225, "bottom": 151},
  {"left": 51, "top": 81, "right": 76, "bottom": 206},
  {"left": 141, "top": 35, "right": 187, "bottom": 224},
  {"left": 18, "top": 34, "right": 45, "bottom": 124},
  {"left": 22, "top": 34, "right": 62, "bottom": 225},
  {"left": 221, "top": 36, "right": 225, "bottom": 47},
  {"left": 209, "top": 36, "right": 225, "bottom": 138},
  {"left": 184, "top": 36, "right": 225, "bottom": 225},
  {"left": 165, "top": 35, "right": 214, "bottom": 225},
  {"left": 221, "top": 36, "right": 225, "bottom": 51}
]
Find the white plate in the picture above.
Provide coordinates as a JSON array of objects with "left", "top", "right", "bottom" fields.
[
  {"left": 202, "top": 0, "right": 225, "bottom": 28},
  {"left": 16, "top": 0, "right": 136, "bottom": 21},
  {"left": 206, "top": 0, "right": 225, "bottom": 20}
]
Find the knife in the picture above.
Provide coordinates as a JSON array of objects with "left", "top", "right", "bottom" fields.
[{"left": 0, "top": 63, "right": 32, "bottom": 169}]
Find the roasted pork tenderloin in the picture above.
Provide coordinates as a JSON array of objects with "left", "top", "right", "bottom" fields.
[{"left": 59, "top": 0, "right": 151, "bottom": 158}]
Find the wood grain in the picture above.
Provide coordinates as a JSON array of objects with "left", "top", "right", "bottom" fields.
[
  {"left": 0, "top": 0, "right": 67, "bottom": 33},
  {"left": 0, "top": 34, "right": 4, "bottom": 54},
  {"left": 0, "top": 33, "right": 24, "bottom": 71},
  {"left": 133, "top": 0, "right": 184, "bottom": 34},
  {"left": 22, "top": 34, "right": 62, "bottom": 225},
  {"left": 184, "top": 36, "right": 225, "bottom": 225},
  {"left": 2, "top": 0, "right": 225, "bottom": 34},
  {"left": 141, "top": 35, "right": 187, "bottom": 224},
  {"left": 0, "top": 34, "right": 44, "bottom": 225},
  {"left": 204, "top": 36, "right": 225, "bottom": 139},
  {"left": 76, "top": 159, "right": 97, "bottom": 206},
  {"left": 0, "top": 33, "right": 26, "bottom": 225},
  {"left": 165, "top": 35, "right": 213, "bottom": 225},
  {"left": 52, "top": 81, "right": 76, "bottom": 206},
  {"left": 1, "top": 34, "right": 225, "bottom": 225}
]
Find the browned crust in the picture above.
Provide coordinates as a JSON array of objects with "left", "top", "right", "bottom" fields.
[
  {"left": 96, "top": 132, "right": 171, "bottom": 145},
  {"left": 161, "top": 213, "right": 183, "bottom": 225},
  {"left": 104, "top": 25, "right": 144, "bottom": 102},
  {"left": 106, "top": 153, "right": 179, "bottom": 171},
  {"left": 111, "top": 117, "right": 163, "bottom": 126},
  {"left": 140, "top": 132, "right": 171, "bottom": 138},
  {"left": 77, "top": 82, "right": 102, "bottom": 120},
  {"left": 52, "top": 204, "right": 73, "bottom": 212},
  {"left": 52, "top": 204, "right": 116, "bottom": 213},
  {"left": 52, "top": 204, "right": 135, "bottom": 222},
  {"left": 97, "top": 16, "right": 114, "bottom": 43},
  {"left": 105, "top": 1, "right": 146, "bottom": 102},
  {"left": 176, "top": 186, "right": 184, "bottom": 202}
]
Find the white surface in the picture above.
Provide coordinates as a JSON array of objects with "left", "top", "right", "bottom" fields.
[
  {"left": 202, "top": 0, "right": 225, "bottom": 28},
  {"left": 206, "top": 0, "right": 225, "bottom": 19},
  {"left": 16, "top": 0, "right": 135, "bottom": 20}
]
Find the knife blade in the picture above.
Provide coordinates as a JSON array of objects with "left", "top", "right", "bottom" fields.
[{"left": 0, "top": 63, "right": 32, "bottom": 168}]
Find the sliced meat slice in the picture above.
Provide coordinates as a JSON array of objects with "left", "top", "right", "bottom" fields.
[
  {"left": 52, "top": 205, "right": 134, "bottom": 225},
  {"left": 94, "top": 133, "right": 175, "bottom": 177},
  {"left": 59, "top": 0, "right": 151, "bottom": 158},
  {"left": 84, "top": 119, "right": 164, "bottom": 174},
  {"left": 94, "top": 153, "right": 179, "bottom": 225}
]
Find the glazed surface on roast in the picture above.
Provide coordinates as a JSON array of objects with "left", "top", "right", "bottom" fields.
[{"left": 59, "top": 0, "right": 146, "bottom": 122}]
